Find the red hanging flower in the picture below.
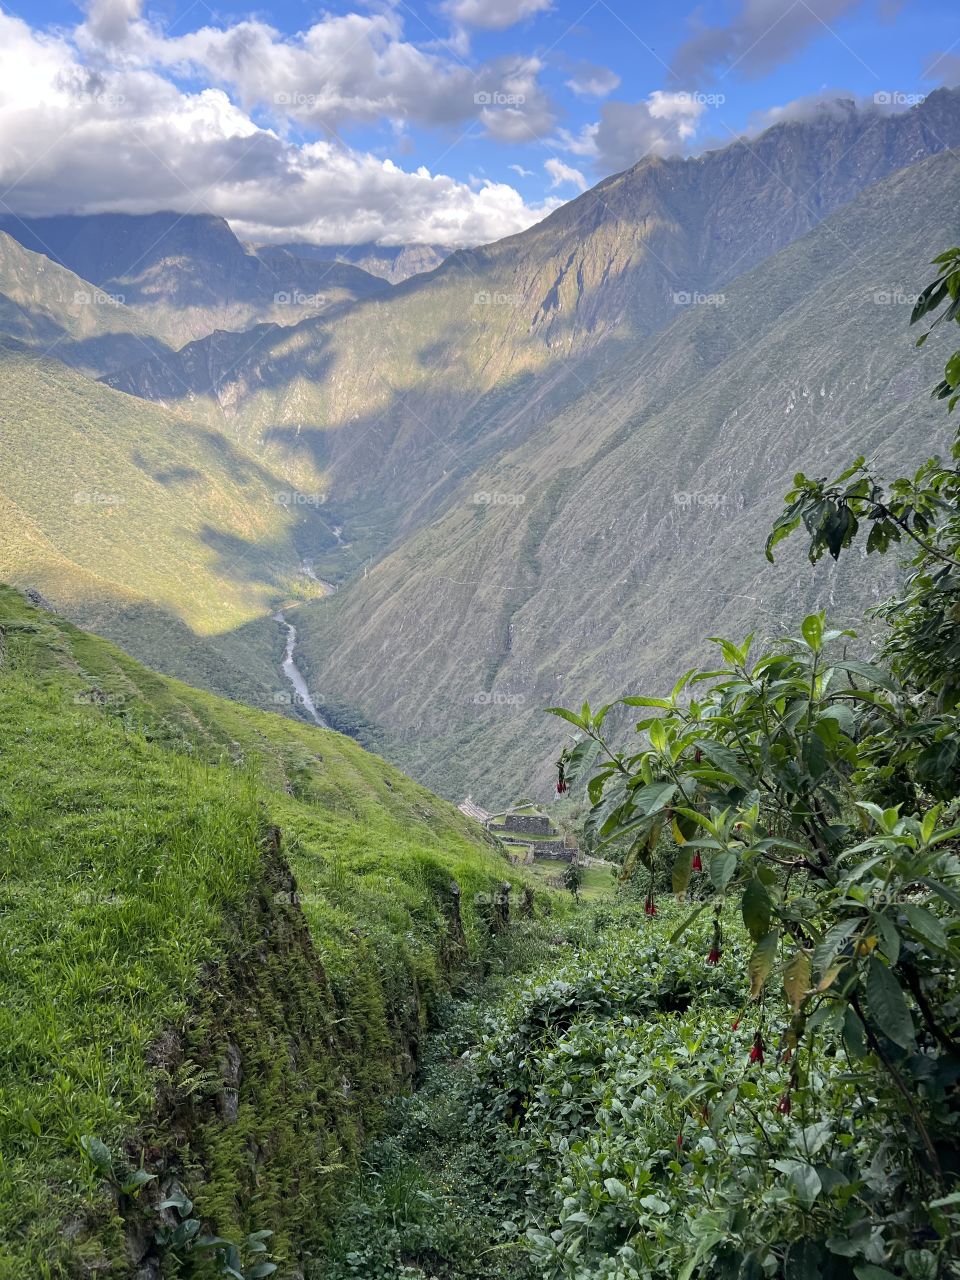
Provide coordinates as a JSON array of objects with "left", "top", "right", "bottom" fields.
[
  {"left": 731, "top": 1016, "right": 741, "bottom": 1032},
  {"left": 707, "top": 947, "right": 721, "bottom": 965},
  {"left": 777, "top": 1093, "right": 792, "bottom": 1115},
  {"left": 676, "top": 1131, "right": 683, "bottom": 1148},
  {"left": 556, "top": 779, "right": 568, "bottom": 794},
  {"left": 749, "top": 1032, "right": 765, "bottom": 1065},
  {"left": 691, "top": 852, "right": 703, "bottom": 871},
  {"left": 644, "top": 894, "right": 657, "bottom": 917}
]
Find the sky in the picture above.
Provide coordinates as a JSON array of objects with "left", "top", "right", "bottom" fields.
[{"left": 0, "top": 0, "right": 957, "bottom": 249}]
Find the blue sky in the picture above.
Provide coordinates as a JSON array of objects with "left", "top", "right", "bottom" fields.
[{"left": 0, "top": 0, "right": 957, "bottom": 247}]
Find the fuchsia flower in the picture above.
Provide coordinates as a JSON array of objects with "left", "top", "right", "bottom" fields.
[
  {"left": 777, "top": 1093, "right": 792, "bottom": 1115},
  {"left": 691, "top": 852, "right": 703, "bottom": 872},
  {"left": 707, "top": 947, "right": 721, "bottom": 965},
  {"left": 556, "top": 779, "right": 568, "bottom": 794},
  {"left": 644, "top": 894, "right": 657, "bottom": 917},
  {"left": 749, "top": 1033, "right": 766, "bottom": 1065},
  {"left": 731, "top": 1016, "right": 741, "bottom": 1032}
]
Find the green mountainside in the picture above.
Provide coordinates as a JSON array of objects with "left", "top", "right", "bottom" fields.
[
  {"left": 0, "top": 585, "right": 522, "bottom": 1277},
  {"left": 0, "top": 213, "right": 391, "bottom": 348},
  {"left": 105, "top": 91, "right": 960, "bottom": 556},
  {"left": 290, "top": 148, "right": 960, "bottom": 801},
  {"left": 0, "top": 231, "right": 173, "bottom": 377},
  {"left": 0, "top": 336, "right": 345, "bottom": 705}
]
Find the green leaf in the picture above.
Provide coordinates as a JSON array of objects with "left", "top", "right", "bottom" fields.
[
  {"left": 710, "top": 850, "right": 737, "bottom": 891},
  {"left": 865, "top": 956, "right": 915, "bottom": 1049},
  {"left": 901, "top": 904, "right": 948, "bottom": 951},
  {"left": 801, "top": 613, "right": 824, "bottom": 652},
  {"left": 79, "top": 1135, "right": 113, "bottom": 1176},
  {"left": 545, "top": 706, "right": 587, "bottom": 729},
  {"left": 854, "top": 1268, "right": 899, "bottom": 1280},
  {"left": 669, "top": 900, "right": 712, "bottom": 943},
  {"left": 749, "top": 930, "right": 779, "bottom": 999},
  {"left": 693, "top": 739, "right": 755, "bottom": 791},
  {"left": 742, "top": 877, "right": 773, "bottom": 943},
  {"left": 603, "top": 1177, "right": 628, "bottom": 1199},
  {"left": 672, "top": 848, "right": 693, "bottom": 897}
]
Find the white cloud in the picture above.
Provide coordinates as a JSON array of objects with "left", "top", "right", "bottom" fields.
[
  {"left": 0, "top": 12, "right": 556, "bottom": 250},
  {"left": 544, "top": 157, "right": 588, "bottom": 192},
  {"left": 82, "top": 0, "right": 143, "bottom": 46},
  {"left": 509, "top": 163, "right": 534, "bottom": 177},
  {"left": 565, "top": 62, "right": 621, "bottom": 98},
  {"left": 445, "top": 0, "right": 553, "bottom": 31},
  {"left": 555, "top": 92, "right": 707, "bottom": 173}
]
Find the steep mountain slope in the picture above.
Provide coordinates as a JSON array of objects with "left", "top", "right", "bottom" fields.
[
  {"left": 0, "top": 337, "right": 344, "bottom": 703},
  {"left": 291, "top": 148, "right": 960, "bottom": 802},
  {"left": 272, "top": 240, "right": 448, "bottom": 283},
  {"left": 0, "top": 230, "right": 172, "bottom": 376},
  {"left": 0, "top": 212, "right": 391, "bottom": 347},
  {"left": 106, "top": 91, "right": 960, "bottom": 564},
  {"left": 0, "top": 585, "right": 517, "bottom": 1277}
]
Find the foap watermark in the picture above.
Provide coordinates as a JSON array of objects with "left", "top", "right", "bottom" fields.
[
  {"left": 74, "top": 490, "right": 126, "bottom": 506},
  {"left": 74, "top": 288, "right": 124, "bottom": 307},
  {"left": 676, "top": 91, "right": 726, "bottom": 107},
  {"left": 474, "top": 90, "right": 526, "bottom": 107},
  {"left": 673, "top": 290, "right": 725, "bottom": 307},
  {"left": 275, "top": 490, "right": 323, "bottom": 508},
  {"left": 873, "top": 289, "right": 919, "bottom": 306},
  {"left": 473, "top": 691, "right": 526, "bottom": 707},
  {"left": 674, "top": 491, "right": 727, "bottom": 509},
  {"left": 75, "top": 90, "right": 126, "bottom": 109},
  {"left": 473, "top": 490, "right": 526, "bottom": 507},
  {"left": 274, "top": 90, "right": 322, "bottom": 109},
  {"left": 268, "top": 691, "right": 310, "bottom": 708},
  {"left": 474, "top": 290, "right": 523, "bottom": 307},
  {"left": 274, "top": 290, "right": 326, "bottom": 306},
  {"left": 74, "top": 690, "right": 127, "bottom": 707},
  {"left": 874, "top": 91, "right": 925, "bottom": 107}
]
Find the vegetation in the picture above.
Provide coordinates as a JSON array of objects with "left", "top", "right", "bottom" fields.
[
  {"left": 0, "top": 586, "right": 528, "bottom": 1277},
  {"left": 536, "top": 245, "right": 960, "bottom": 1275}
]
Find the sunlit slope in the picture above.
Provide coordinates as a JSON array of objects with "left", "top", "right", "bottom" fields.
[
  {"left": 108, "top": 91, "right": 960, "bottom": 546},
  {"left": 0, "top": 230, "right": 171, "bottom": 376},
  {"left": 0, "top": 338, "right": 338, "bottom": 701},
  {"left": 292, "top": 148, "right": 960, "bottom": 801},
  {"left": 0, "top": 586, "right": 515, "bottom": 1277}
]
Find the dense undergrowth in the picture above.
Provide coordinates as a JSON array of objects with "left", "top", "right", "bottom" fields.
[
  {"left": 0, "top": 586, "right": 532, "bottom": 1278},
  {"left": 325, "top": 898, "right": 958, "bottom": 1280}
]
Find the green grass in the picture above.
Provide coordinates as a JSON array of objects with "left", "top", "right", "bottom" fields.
[
  {"left": 0, "top": 586, "right": 534, "bottom": 1277},
  {"left": 521, "top": 857, "right": 616, "bottom": 902}
]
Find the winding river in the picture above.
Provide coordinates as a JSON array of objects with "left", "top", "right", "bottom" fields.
[{"left": 274, "top": 608, "right": 329, "bottom": 729}]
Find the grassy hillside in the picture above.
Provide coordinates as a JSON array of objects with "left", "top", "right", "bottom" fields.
[
  {"left": 291, "top": 148, "right": 960, "bottom": 802},
  {"left": 0, "top": 337, "right": 355, "bottom": 705},
  {"left": 0, "top": 585, "right": 524, "bottom": 1278},
  {"left": 0, "top": 231, "right": 172, "bottom": 377}
]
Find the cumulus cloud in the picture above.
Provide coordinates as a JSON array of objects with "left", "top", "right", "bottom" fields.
[
  {"left": 544, "top": 158, "right": 588, "bottom": 192},
  {"left": 565, "top": 62, "right": 621, "bottom": 98},
  {"left": 0, "top": 12, "right": 558, "bottom": 249},
  {"left": 556, "top": 92, "right": 707, "bottom": 174},
  {"left": 672, "top": 0, "right": 863, "bottom": 82},
  {"left": 445, "top": 0, "right": 553, "bottom": 31},
  {"left": 82, "top": 0, "right": 143, "bottom": 46}
]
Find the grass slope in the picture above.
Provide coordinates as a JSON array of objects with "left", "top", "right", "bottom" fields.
[
  {"left": 0, "top": 337, "right": 349, "bottom": 705},
  {"left": 0, "top": 586, "right": 524, "bottom": 1278}
]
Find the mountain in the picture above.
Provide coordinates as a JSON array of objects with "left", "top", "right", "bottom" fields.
[
  {"left": 0, "top": 212, "right": 391, "bottom": 347},
  {"left": 287, "top": 147, "right": 960, "bottom": 801},
  {"left": 105, "top": 90, "right": 960, "bottom": 567},
  {"left": 0, "top": 335, "right": 347, "bottom": 705},
  {"left": 270, "top": 240, "right": 449, "bottom": 283},
  {"left": 0, "top": 230, "right": 172, "bottom": 376},
  {"left": 0, "top": 584, "right": 513, "bottom": 1277}
]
